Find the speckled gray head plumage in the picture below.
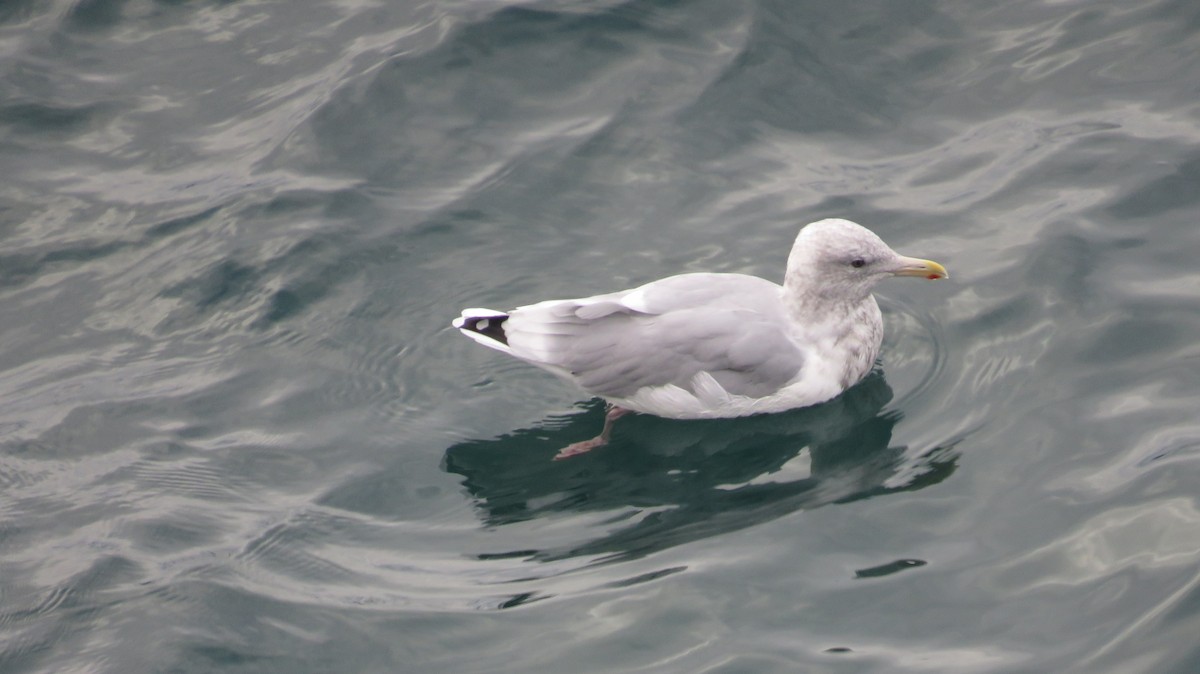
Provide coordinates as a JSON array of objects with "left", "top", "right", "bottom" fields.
[{"left": 784, "top": 218, "right": 945, "bottom": 306}]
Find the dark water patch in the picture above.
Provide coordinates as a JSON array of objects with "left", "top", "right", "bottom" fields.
[
  {"left": 601, "top": 565, "right": 688, "bottom": 589},
  {"left": 1022, "top": 231, "right": 1101, "bottom": 308},
  {"left": 143, "top": 205, "right": 222, "bottom": 240},
  {"left": 475, "top": 549, "right": 540, "bottom": 562},
  {"left": 1105, "top": 153, "right": 1200, "bottom": 220},
  {"left": 677, "top": 0, "right": 969, "bottom": 148},
  {"left": 252, "top": 237, "right": 381, "bottom": 329},
  {"left": 854, "top": 558, "right": 927, "bottom": 579},
  {"left": 155, "top": 222, "right": 396, "bottom": 334},
  {"left": 64, "top": 0, "right": 130, "bottom": 32},
  {"left": 908, "top": 152, "right": 996, "bottom": 189},
  {"left": 0, "top": 238, "right": 131, "bottom": 290},
  {"left": 259, "top": 286, "right": 313, "bottom": 326},
  {"left": 0, "top": 100, "right": 110, "bottom": 136},
  {"left": 236, "top": 188, "right": 376, "bottom": 222},
  {"left": 0, "top": 201, "right": 223, "bottom": 300},
  {"left": 145, "top": 582, "right": 380, "bottom": 673},
  {"left": 156, "top": 260, "right": 260, "bottom": 323},
  {"left": 495, "top": 591, "right": 549, "bottom": 610},
  {"left": 1076, "top": 311, "right": 1188, "bottom": 365},
  {"left": 1138, "top": 441, "right": 1200, "bottom": 469},
  {"left": 186, "top": 643, "right": 267, "bottom": 668},
  {"left": 446, "top": 373, "right": 957, "bottom": 564},
  {"left": 0, "top": 0, "right": 40, "bottom": 24},
  {"left": 293, "top": 0, "right": 742, "bottom": 190}
]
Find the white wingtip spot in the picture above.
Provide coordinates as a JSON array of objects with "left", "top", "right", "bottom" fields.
[
  {"left": 454, "top": 307, "right": 507, "bottom": 330},
  {"left": 461, "top": 307, "right": 504, "bottom": 318}
]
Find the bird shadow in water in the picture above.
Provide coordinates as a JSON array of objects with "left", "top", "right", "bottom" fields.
[{"left": 442, "top": 371, "right": 959, "bottom": 564}]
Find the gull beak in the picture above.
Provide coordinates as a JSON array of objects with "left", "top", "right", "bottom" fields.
[{"left": 893, "top": 255, "right": 949, "bottom": 280}]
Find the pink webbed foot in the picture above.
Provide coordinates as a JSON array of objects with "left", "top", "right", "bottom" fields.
[
  {"left": 554, "top": 437, "right": 608, "bottom": 460},
  {"left": 553, "top": 405, "right": 632, "bottom": 460}
]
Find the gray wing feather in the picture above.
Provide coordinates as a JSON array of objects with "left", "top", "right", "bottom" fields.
[{"left": 504, "top": 274, "right": 805, "bottom": 398}]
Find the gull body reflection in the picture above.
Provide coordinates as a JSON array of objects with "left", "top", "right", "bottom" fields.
[{"left": 444, "top": 372, "right": 958, "bottom": 564}]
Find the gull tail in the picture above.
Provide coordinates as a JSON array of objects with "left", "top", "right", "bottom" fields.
[{"left": 452, "top": 308, "right": 512, "bottom": 353}]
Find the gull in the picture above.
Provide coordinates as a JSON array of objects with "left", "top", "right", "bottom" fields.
[{"left": 453, "top": 218, "right": 948, "bottom": 458}]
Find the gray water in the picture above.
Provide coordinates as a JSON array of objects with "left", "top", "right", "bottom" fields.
[{"left": 2, "top": 1, "right": 1200, "bottom": 672}]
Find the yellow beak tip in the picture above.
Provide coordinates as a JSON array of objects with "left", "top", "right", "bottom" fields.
[{"left": 895, "top": 258, "right": 949, "bottom": 280}]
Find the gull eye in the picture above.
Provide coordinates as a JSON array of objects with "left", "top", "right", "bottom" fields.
[{"left": 850, "top": 258, "right": 866, "bottom": 268}]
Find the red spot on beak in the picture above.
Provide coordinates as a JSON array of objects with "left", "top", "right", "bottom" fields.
[{"left": 927, "top": 274, "right": 940, "bottom": 280}]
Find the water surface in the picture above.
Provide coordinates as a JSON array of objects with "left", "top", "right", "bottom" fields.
[{"left": 2, "top": 1, "right": 1200, "bottom": 672}]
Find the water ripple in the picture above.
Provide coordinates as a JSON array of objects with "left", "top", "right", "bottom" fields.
[{"left": 4, "top": 0, "right": 1200, "bottom": 671}]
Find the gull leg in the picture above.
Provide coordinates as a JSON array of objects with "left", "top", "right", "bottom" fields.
[{"left": 554, "top": 405, "right": 632, "bottom": 460}]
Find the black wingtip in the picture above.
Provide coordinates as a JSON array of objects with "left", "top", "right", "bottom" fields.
[{"left": 458, "top": 314, "right": 510, "bottom": 346}]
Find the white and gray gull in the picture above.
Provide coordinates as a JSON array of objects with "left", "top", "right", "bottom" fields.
[{"left": 453, "top": 218, "right": 948, "bottom": 458}]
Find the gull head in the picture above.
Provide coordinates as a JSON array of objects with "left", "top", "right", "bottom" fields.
[{"left": 784, "top": 218, "right": 948, "bottom": 302}]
